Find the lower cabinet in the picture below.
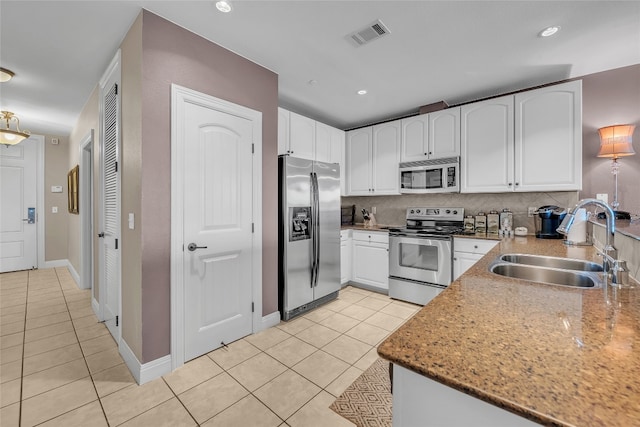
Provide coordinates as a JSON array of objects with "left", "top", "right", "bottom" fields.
[
  {"left": 351, "top": 230, "right": 389, "bottom": 291},
  {"left": 340, "top": 230, "right": 352, "bottom": 285},
  {"left": 453, "top": 238, "right": 498, "bottom": 280}
]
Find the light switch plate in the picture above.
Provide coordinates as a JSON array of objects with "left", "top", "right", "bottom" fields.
[
  {"left": 52, "top": 206, "right": 58, "bottom": 213},
  {"left": 128, "top": 213, "right": 135, "bottom": 230},
  {"left": 51, "top": 185, "right": 63, "bottom": 193}
]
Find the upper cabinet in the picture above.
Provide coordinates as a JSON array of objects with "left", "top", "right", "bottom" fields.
[
  {"left": 278, "top": 107, "right": 346, "bottom": 193},
  {"left": 515, "top": 80, "right": 582, "bottom": 192},
  {"left": 460, "top": 95, "right": 514, "bottom": 193},
  {"left": 400, "top": 108, "right": 460, "bottom": 163},
  {"left": 461, "top": 81, "right": 582, "bottom": 193},
  {"left": 346, "top": 120, "right": 401, "bottom": 195}
]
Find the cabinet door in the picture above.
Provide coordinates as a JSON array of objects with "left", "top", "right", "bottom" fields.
[
  {"left": 340, "top": 239, "right": 351, "bottom": 285},
  {"left": 429, "top": 108, "right": 460, "bottom": 158},
  {"left": 353, "top": 241, "right": 389, "bottom": 291},
  {"left": 289, "top": 111, "right": 315, "bottom": 160},
  {"left": 460, "top": 96, "right": 514, "bottom": 193},
  {"left": 346, "top": 128, "right": 373, "bottom": 195},
  {"left": 401, "top": 115, "right": 429, "bottom": 162},
  {"left": 315, "top": 121, "right": 332, "bottom": 163},
  {"left": 453, "top": 251, "right": 483, "bottom": 280},
  {"left": 329, "top": 127, "right": 346, "bottom": 195},
  {"left": 372, "top": 121, "right": 401, "bottom": 195},
  {"left": 277, "top": 107, "right": 290, "bottom": 155},
  {"left": 515, "top": 80, "right": 582, "bottom": 192}
]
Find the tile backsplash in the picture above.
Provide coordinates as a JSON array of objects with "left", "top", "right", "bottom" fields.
[{"left": 341, "top": 191, "right": 580, "bottom": 232}]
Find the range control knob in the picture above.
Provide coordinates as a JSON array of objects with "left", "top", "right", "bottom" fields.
[
  {"left": 416, "top": 209, "right": 421, "bottom": 214},
  {"left": 410, "top": 209, "right": 415, "bottom": 214},
  {"left": 453, "top": 210, "right": 458, "bottom": 215},
  {"left": 446, "top": 209, "right": 451, "bottom": 214}
]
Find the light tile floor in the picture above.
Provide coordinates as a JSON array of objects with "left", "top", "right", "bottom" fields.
[{"left": 0, "top": 268, "right": 419, "bottom": 426}]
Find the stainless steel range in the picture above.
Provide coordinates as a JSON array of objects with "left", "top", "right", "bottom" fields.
[{"left": 388, "top": 207, "right": 464, "bottom": 305}]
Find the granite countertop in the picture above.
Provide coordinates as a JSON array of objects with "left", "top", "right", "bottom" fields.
[
  {"left": 341, "top": 224, "right": 400, "bottom": 231},
  {"left": 377, "top": 236, "right": 640, "bottom": 426}
]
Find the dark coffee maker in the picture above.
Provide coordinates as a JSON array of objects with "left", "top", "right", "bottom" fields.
[{"left": 535, "top": 205, "right": 567, "bottom": 239}]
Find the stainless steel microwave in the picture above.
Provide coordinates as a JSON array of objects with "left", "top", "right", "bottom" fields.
[{"left": 399, "top": 157, "right": 459, "bottom": 193}]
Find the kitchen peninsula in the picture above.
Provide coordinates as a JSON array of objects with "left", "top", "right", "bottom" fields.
[{"left": 378, "top": 236, "right": 640, "bottom": 426}]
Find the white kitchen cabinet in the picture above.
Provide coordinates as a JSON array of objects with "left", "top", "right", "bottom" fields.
[
  {"left": 392, "top": 364, "right": 539, "bottom": 427},
  {"left": 346, "top": 121, "right": 401, "bottom": 196},
  {"left": 288, "top": 111, "right": 316, "bottom": 160},
  {"left": 453, "top": 237, "right": 498, "bottom": 280},
  {"left": 277, "top": 107, "right": 290, "bottom": 156},
  {"left": 429, "top": 108, "right": 461, "bottom": 159},
  {"left": 346, "top": 128, "right": 373, "bottom": 195},
  {"left": 351, "top": 231, "right": 389, "bottom": 292},
  {"left": 340, "top": 230, "right": 352, "bottom": 285},
  {"left": 460, "top": 95, "right": 514, "bottom": 193},
  {"left": 400, "top": 109, "right": 460, "bottom": 163},
  {"left": 515, "top": 80, "right": 582, "bottom": 192},
  {"left": 460, "top": 81, "right": 582, "bottom": 193},
  {"left": 316, "top": 122, "right": 346, "bottom": 194}
]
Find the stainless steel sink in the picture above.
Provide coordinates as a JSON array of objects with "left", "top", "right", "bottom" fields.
[
  {"left": 498, "top": 254, "right": 603, "bottom": 272},
  {"left": 490, "top": 263, "right": 600, "bottom": 288}
]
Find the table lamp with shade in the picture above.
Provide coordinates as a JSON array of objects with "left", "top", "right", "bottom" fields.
[{"left": 597, "top": 124, "right": 636, "bottom": 219}]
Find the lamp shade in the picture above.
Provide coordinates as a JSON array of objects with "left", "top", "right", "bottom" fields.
[{"left": 597, "top": 124, "right": 636, "bottom": 158}]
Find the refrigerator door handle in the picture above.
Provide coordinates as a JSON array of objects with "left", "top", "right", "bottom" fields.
[
  {"left": 312, "top": 172, "right": 320, "bottom": 288},
  {"left": 310, "top": 172, "right": 317, "bottom": 288}
]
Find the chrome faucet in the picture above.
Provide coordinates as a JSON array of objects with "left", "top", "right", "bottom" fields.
[{"left": 557, "top": 198, "right": 629, "bottom": 286}]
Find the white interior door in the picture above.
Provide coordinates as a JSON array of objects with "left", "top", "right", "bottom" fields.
[
  {"left": 182, "top": 99, "right": 255, "bottom": 362},
  {"left": 99, "top": 73, "right": 121, "bottom": 341},
  {"left": 0, "top": 138, "right": 38, "bottom": 272}
]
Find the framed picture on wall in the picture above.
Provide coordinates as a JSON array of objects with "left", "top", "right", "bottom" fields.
[{"left": 68, "top": 165, "right": 79, "bottom": 214}]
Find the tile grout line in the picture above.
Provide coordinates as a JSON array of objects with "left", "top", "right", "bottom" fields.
[{"left": 18, "top": 270, "right": 30, "bottom": 427}]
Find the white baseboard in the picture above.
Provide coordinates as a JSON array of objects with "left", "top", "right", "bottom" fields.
[
  {"left": 43, "top": 259, "right": 69, "bottom": 268},
  {"left": 261, "top": 311, "right": 281, "bottom": 330},
  {"left": 66, "top": 262, "right": 80, "bottom": 285},
  {"left": 120, "top": 339, "right": 172, "bottom": 385}
]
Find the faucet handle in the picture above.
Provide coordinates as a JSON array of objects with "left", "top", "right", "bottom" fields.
[{"left": 611, "top": 260, "right": 630, "bottom": 287}]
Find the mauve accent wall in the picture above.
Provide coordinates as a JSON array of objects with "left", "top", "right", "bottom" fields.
[
  {"left": 580, "top": 64, "right": 640, "bottom": 215},
  {"left": 140, "top": 11, "right": 278, "bottom": 362}
]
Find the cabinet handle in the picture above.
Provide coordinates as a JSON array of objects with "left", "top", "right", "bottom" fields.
[
  {"left": 515, "top": 182, "right": 519, "bottom": 186},
  {"left": 453, "top": 257, "right": 457, "bottom": 261},
  {"left": 474, "top": 245, "right": 478, "bottom": 249},
  {"left": 508, "top": 183, "right": 512, "bottom": 187},
  {"left": 429, "top": 152, "right": 432, "bottom": 155}
]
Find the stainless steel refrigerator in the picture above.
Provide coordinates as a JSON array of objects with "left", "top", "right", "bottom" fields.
[{"left": 279, "top": 155, "right": 341, "bottom": 320}]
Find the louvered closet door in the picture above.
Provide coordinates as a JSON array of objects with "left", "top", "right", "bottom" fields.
[{"left": 101, "top": 82, "right": 121, "bottom": 341}]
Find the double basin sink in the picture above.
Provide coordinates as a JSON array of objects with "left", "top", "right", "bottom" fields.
[{"left": 490, "top": 254, "right": 604, "bottom": 288}]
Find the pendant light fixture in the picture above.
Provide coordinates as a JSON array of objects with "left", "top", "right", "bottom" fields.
[{"left": 1, "top": 111, "right": 31, "bottom": 146}]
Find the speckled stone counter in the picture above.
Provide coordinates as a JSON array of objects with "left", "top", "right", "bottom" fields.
[
  {"left": 378, "top": 236, "right": 640, "bottom": 426},
  {"left": 341, "top": 224, "right": 399, "bottom": 231}
]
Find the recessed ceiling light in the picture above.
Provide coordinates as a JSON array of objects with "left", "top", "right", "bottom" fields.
[
  {"left": 0, "top": 67, "right": 15, "bottom": 83},
  {"left": 215, "top": 1, "right": 232, "bottom": 13},
  {"left": 308, "top": 79, "right": 318, "bottom": 86},
  {"left": 357, "top": 90, "right": 367, "bottom": 95},
  {"left": 539, "top": 26, "right": 560, "bottom": 37}
]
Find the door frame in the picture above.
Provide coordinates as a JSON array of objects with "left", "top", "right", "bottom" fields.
[
  {"left": 170, "top": 84, "right": 263, "bottom": 370},
  {"left": 79, "top": 130, "right": 94, "bottom": 291}
]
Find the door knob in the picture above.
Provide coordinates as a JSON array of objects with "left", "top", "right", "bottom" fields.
[{"left": 187, "top": 243, "right": 208, "bottom": 252}]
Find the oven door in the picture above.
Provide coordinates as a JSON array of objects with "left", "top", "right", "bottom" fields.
[{"left": 389, "top": 234, "right": 452, "bottom": 287}]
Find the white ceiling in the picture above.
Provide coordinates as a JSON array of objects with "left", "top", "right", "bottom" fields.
[{"left": 1, "top": 1, "right": 639, "bottom": 136}]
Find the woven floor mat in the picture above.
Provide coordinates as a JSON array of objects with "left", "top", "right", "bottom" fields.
[{"left": 330, "top": 358, "right": 392, "bottom": 427}]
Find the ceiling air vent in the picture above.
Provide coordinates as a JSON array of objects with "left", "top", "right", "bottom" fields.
[{"left": 348, "top": 19, "right": 391, "bottom": 46}]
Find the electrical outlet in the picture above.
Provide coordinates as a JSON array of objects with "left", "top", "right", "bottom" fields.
[
  {"left": 372, "top": 206, "right": 377, "bottom": 214},
  {"left": 528, "top": 207, "right": 537, "bottom": 217},
  {"left": 52, "top": 206, "right": 58, "bottom": 214},
  {"left": 596, "top": 193, "right": 608, "bottom": 204}
]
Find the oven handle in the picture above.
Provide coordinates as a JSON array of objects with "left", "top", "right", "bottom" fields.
[{"left": 389, "top": 232, "right": 451, "bottom": 241}]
